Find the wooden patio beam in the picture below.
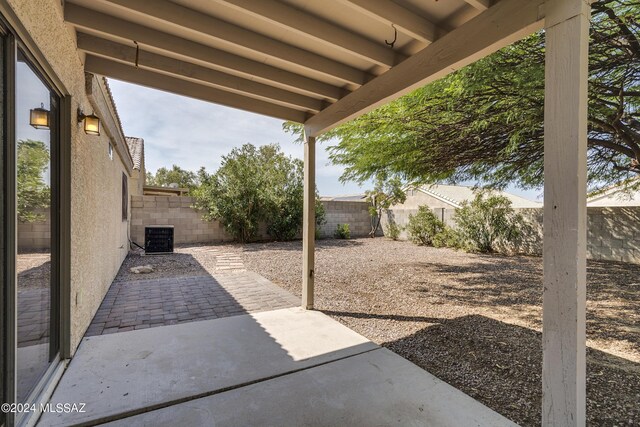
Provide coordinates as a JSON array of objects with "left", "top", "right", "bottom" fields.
[
  {"left": 301, "top": 131, "right": 316, "bottom": 310},
  {"left": 102, "top": 0, "right": 369, "bottom": 85},
  {"left": 216, "top": 0, "right": 402, "bottom": 68},
  {"left": 64, "top": 3, "right": 345, "bottom": 102},
  {"left": 84, "top": 55, "right": 309, "bottom": 123},
  {"left": 77, "top": 33, "right": 323, "bottom": 113},
  {"left": 542, "top": 0, "right": 591, "bottom": 425},
  {"left": 463, "top": 0, "right": 492, "bottom": 11},
  {"left": 338, "top": 0, "right": 443, "bottom": 44},
  {"left": 304, "top": 0, "right": 545, "bottom": 137}
]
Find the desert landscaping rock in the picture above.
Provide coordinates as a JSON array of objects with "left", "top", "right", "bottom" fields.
[{"left": 130, "top": 265, "right": 154, "bottom": 274}]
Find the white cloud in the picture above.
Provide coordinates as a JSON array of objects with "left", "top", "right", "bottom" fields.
[{"left": 108, "top": 79, "right": 367, "bottom": 196}]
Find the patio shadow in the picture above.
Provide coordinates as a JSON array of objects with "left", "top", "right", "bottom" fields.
[
  {"left": 40, "top": 308, "right": 376, "bottom": 426},
  {"left": 379, "top": 313, "right": 639, "bottom": 426},
  {"left": 407, "top": 258, "right": 639, "bottom": 350}
]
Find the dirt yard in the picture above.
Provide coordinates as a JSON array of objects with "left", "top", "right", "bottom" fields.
[
  {"left": 17, "top": 253, "right": 50, "bottom": 290},
  {"left": 241, "top": 238, "right": 639, "bottom": 426}
]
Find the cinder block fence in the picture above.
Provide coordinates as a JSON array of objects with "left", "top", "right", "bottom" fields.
[
  {"left": 130, "top": 196, "right": 234, "bottom": 245},
  {"left": 317, "top": 200, "right": 373, "bottom": 238},
  {"left": 130, "top": 195, "right": 374, "bottom": 245},
  {"left": 381, "top": 206, "right": 640, "bottom": 264}
]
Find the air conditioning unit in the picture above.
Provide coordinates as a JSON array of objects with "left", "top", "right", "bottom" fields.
[{"left": 145, "top": 225, "right": 174, "bottom": 254}]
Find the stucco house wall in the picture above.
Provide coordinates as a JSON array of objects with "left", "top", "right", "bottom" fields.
[
  {"left": 9, "top": 0, "right": 133, "bottom": 353},
  {"left": 393, "top": 188, "right": 456, "bottom": 209}
]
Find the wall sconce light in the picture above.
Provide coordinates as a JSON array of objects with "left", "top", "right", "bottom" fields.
[
  {"left": 30, "top": 103, "right": 50, "bottom": 129},
  {"left": 78, "top": 108, "right": 100, "bottom": 136}
]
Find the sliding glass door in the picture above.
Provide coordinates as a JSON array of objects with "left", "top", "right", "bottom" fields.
[
  {"left": 1, "top": 18, "right": 63, "bottom": 426},
  {"left": 1, "top": 24, "right": 7, "bottom": 427},
  {"left": 15, "top": 49, "right": 60, "bottom": 406}
]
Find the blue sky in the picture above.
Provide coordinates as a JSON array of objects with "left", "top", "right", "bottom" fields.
[{"left": 108, "top": 79, "right": 542, "bottom": 201}]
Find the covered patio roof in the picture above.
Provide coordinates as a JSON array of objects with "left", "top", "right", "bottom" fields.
[
  {"left": 62, "top": 0, "right": 592, "bottom": 425},
  {"left": 65, "top": 0, "right": 544, "bottom": 135}
]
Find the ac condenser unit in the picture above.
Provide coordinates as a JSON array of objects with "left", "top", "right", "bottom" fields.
[{"left": 145, "top": 225, "right": 174, "bottom": 254}]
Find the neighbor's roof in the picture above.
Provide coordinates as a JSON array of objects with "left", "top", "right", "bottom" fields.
[
  {"left": 125, "top": 136, "right": 144, "bottom": 171},
  {"left": 320, "top": 194, "right": 367, "bottom": 202},
  {"left": 415, "top": 184, "right": 542, "bottom": 208},
  {"left": 143, "top": 185, "right": 188, "bottom": 196},
  {"left": 587, "top": 181, "right": 640, "bottom": 207}
]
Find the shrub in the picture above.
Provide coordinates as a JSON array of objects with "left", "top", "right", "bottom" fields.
[
  {"left": 334, "top": 223, "right": 351, "bottom": 239},
  {"left": 453, "top": 191, "right": 524, "bottom": 252},
  {"left": 432, "top": 226, "right": 461, "bottom": 249},
  {"left": 384, "top": 221, "right": 402, "bottom": 240},
  {"left": 314, "top": 200, "right": 327, "bottom": 240},
  {"left": 407, "top": 206, "right": 445, "bottom": 246}
]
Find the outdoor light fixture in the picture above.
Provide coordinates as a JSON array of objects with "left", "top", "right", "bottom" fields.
[
  {"left": 29, "top": 103, "right": 50, "bottom": 129},
  {"left": 78, "top": 108, "right": 100, "bottom": 136}
]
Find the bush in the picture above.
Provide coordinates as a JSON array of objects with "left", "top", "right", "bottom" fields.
[
  {"left": 453, "top": 191, "right": 524, "bottom": 252},
  {"left": 314, "top": 201, "right": 327, "bottom": 240},
  {"left": 432, "top": 226, "right": 461, "bottom": 249},
  {"left": 384, "top": 221, "right": 402, "bottom": 240},
  {"left": 334, "top": 223, "right": 351, "bottom": 239},
  {"left": 407, "top": 206, "right": 445, "bottom": 246}
]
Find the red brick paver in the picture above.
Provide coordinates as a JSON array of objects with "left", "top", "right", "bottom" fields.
[{"left": 85, "top": 272, "right": 298, "bottom": 336}]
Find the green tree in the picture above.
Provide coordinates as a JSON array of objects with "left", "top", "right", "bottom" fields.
[
  {"left": 146, "top": 165, "right": 198, "bottom": 191},
  {"left": 365, "top": 176, "right": 406, "bottom": 237},
  {"left": 284, "top": 0, "right": 639, "bottom": 192},
  {"left": 192, "top": 143, "right": 324, "bottom": 242},
  {"left": 17, "top": 139, "right": 50, "bottom": 222}
]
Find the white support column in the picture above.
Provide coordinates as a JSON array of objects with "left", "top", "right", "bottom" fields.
[
  {"left": 302, "top": 131, "right": 316, "bottom": 309},
  {"left": 543, "top": 1, "right": 590, "bottom": 425}
]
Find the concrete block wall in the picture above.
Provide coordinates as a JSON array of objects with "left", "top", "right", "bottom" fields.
[
  {"left": 319, "top": 200, "right": 374, "bottom": 238},
  {"left": 587, "top": 207, "right": 640, "bottom": 263},
  {"left": 130, "top": 195, "right": 235, "bottom": 245},
  {"left": 18, "top": 209, "right": 51, "bottom": 251},
  {"left": 130, "top": 196, "right": 375, "bottom": 244},
  {"left": 382, "top": 205, "right": 640, "bottom": 264}
]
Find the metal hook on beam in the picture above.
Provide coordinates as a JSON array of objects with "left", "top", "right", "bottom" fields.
[{"left": 385, "top": 24, "right": 398, "bottom": 49}]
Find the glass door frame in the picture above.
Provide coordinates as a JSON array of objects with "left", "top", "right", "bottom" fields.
[{"left": 0, "top": 9, "right": 71, "bottom": 427}]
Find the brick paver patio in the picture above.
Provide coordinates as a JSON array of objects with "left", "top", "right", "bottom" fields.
[
  {"left": 85, "top": 271, "right": 299, "bottom": 336},
  {"left": 17, "top": 288, "right": 50, "bottom": 347}
]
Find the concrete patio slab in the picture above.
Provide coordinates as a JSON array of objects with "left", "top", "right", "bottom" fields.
[
  {"left": 38, "top": 307, "right": 377, "bottom": 426},
  {"left": 103, "top": 347, "right": 517, "bottom": 427}
]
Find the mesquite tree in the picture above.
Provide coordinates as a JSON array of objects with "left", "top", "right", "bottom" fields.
[
  {"left": 285, "top": 0, "right": 639, "bottom": 192},
  {"left": 365, "top": 176, "right": 406, "bottom": 237}
]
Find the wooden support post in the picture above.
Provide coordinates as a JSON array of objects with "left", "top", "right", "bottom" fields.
[
  {"left": 543, "top": 1, "right": 590, "bottom": 425},
  {"left": 302, "top": 132, "right": 316, "bottom": 309}
]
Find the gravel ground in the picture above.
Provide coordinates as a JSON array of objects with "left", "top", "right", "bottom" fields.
[
  {"left": 114, "top": 245, "right": 218, "bottom": 282},
  {"left": 241, "top": 238, "right": 639, "bottom": 426},
  {"left": 17, "top": 253, "right": 51, "bottom": 290}
]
